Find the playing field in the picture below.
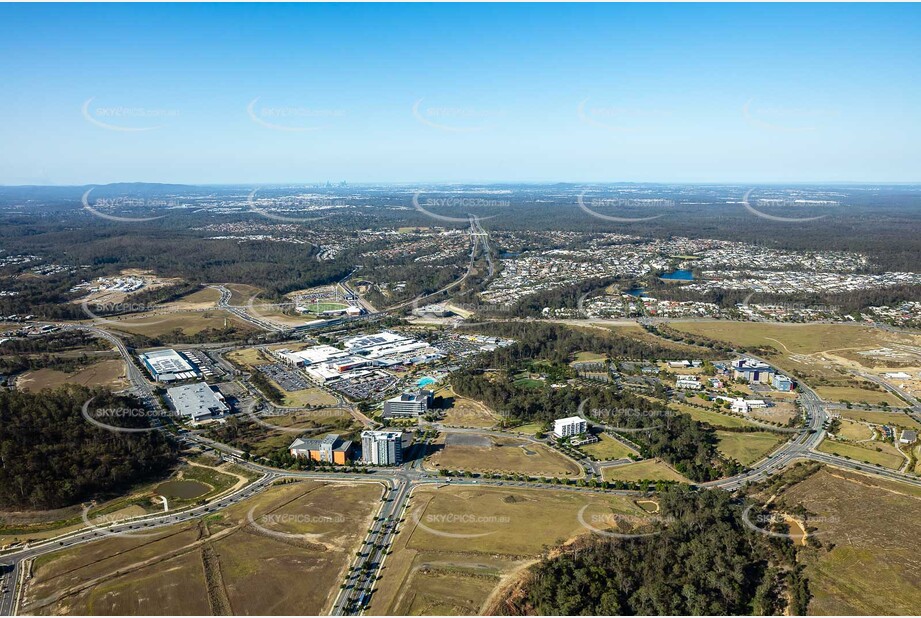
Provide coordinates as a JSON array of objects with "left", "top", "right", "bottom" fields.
[
  {"left": 770, "top": 467, "right": 921, "bottom": 615},
  {"left": 370, "top": 485, "right": 655, "bottom": 615},
  {"left": 424, "top": 433, "right": 582, "bottom": 478},
  {"left": 16, "top": 359, "right": 128, "bottom": 392},
  {"left": 715, "top": 430, "right": 786, "bottom": 466},
  {"left": 600, "top": 459, "right": 690, "bottom": 483},
  {"left": 22, "top": 480, "right": 382, "bottom": 616},
  {"left": 817, "top": 438, "right": 906, "bottom": 470}
]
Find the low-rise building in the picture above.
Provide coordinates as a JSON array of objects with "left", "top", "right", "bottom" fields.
[
  {"left": 772, "top": 374, "right": 794, "bottom": 391},
  {"left": 554, "top": 416, "right": 587, "bottom": 438},
  {"left": 676, "top": 376, "right": 702, "bottom": 390},
  {"left": 140, "top": 349, "right": 199, "bottom": 382},
  {"left": 167, "top": 382, "right": 228, "bottom": 423},
  {"left": 383, "top": 389, "right": 433, "bottom": 418},
  {"left": 732, "top": 357, "right": 776, "bottom": 384},
  {"left": 289, "top": 433, "right": 353, "bottom": 464}
]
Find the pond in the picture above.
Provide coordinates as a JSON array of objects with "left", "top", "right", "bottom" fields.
[
  {"left": 156, "top": 480, "right": 211, "bottom": 500},
  {"left": 660, "top": 269, "right": 695, "bottom": 281}
]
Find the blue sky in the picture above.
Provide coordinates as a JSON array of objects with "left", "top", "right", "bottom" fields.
[{"left": 1, "top": 3, "right": 919, "bottom": 185}]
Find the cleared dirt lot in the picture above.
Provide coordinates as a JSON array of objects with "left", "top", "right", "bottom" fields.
[
  {"left": 424, "top": 433, "right": 582, "bottom": 478},
  {"left": 22, "top": 480, "right": 382, "bottom": 616}
]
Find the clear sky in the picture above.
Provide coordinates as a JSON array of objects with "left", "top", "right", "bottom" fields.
[{"left": 1, "top": 3, "right": 919, "bottom": 185}]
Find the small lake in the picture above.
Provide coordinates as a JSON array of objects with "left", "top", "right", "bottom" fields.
[
  {"left": 660, "top": 269, "right": 695, "bottom": 281},
  {"left": 625, "top": 287, "right": 647, "bottom": 297},
  {"left": 156, "top": 480, "right": 211, "bottom": 500}
]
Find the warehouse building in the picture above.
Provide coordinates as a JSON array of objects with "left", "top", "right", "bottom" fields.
[
  {"left": 167, "top": 382, "right": 228, "bottom": 423},
  {"left": 139, "top": 349, "right": 200, "bottom": 383}
]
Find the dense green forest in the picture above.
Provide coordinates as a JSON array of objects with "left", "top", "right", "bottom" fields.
[
  {"left": 458, "top": 321, "right": 718, "bottom": 364},
  {"left": 505, "top": 486, "right": 806, "bottom": 616},
  {"left": 0, "top": 386, "right": 178, "bottom": 509}
]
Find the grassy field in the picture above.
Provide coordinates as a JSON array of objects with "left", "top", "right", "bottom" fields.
[
  {"left": 424, "top": 434, "right": 581, "bottom": 477},
  {"left": 159, "top": 287, "right": 221, "bottom": 310},
  {"left": 579, "top": 434, "right": 637, "bottom": 460},
  {"left": 715, "top": 430, "right": 786, "bottom": 466},
  {"left": 435, "top": 388, "right": 497, "bottom": 429},
  {"left": 835, "top": 419, "right": 874, "bottom": 441},
  {"left": 770, "top": 467, "right": 921, "bottom": 615},
  {"left": 225, "top": 347, "right": 271, "bottom": 369},
  {"left": 817, "top": 438, "right": 905, "bottom": 470},
  {"left": 837, "top": 409, "right": 921, "bottom": 430},
  {"left": 106, "top": 310, "right": 254, "bottom": 338},
  {"left": 370, "top": 485, "right": 655, "bottom": 615},
  {"left": 600, "top": 459, "right": 690, "bottom": 483},
  {"left": 814, "top": 385, "right": 904, "bottom": 407},
  {"left": 298, "top": 301, "right": 350, "bottom": 315},
  {"left": 23, "top": 480, "right": 382, "bottom": 616},
  {"left": 16, "top": 359, "right": 128, "bottom": 392},
  {"left": 668, "top": 402, "right": 763, "bottom": 429},
  {"left": 224, "top": 283, "right": 263, "bottom": 306}
]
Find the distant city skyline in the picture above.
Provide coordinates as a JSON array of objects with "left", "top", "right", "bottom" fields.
[{"left": 1, "top": 3, "right": 919, "bottom": 185}]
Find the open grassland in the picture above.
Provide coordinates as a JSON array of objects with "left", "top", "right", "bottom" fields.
[
  {"left": 436, "top": 388, "right": 498, "bottom": 429},
  {"left": 814, "top": 385, "right": 904, "bottom": 407},
  {"left": 668, "top": 402, "right": 763, "bottom": 429},
  {"left": 106, "top": 310, "right": 254, "bottom": 338},
  {"left": 223, "top": 283, "right": 263, "bottom": 306},
  {"left": 715, "top": 430, "right": 786, "bottom": 466},
  {"left": 159, "top": 287, "right": 221, "bottom": 311},
  {"left": 272, "top": 384, "right": 339, "bottom": 408},
  {"left": 16, "top": 359, "right": 128, "bottom": 392},
  {"left": 225, "top": 347, "right": 271, "bottom": 369},
  {"left": 579, "top": 434, "right": 637, "bottom": 460},
  {"left": 600, "top": 459, "right": 690, "bottom": 483},
  {"left": 424, "top": 434, "right": 581, "bottom": 477},
  {"left": 817, "top": 438, "right": 905, "bottom": 470},
  {"left": 772, "top": 467, "right": 921, "bottom": 615},
  {"left": 22, "top": 480, "right": 382, "bottom": 616},
  {"left": 837, "top": 409, "right": 921, "bottom": 430},
  {"left": 371, "top": 485, "right": 654, "bottom": 616},
  {"left": 835, "top": 419, "right": 875, "bottom": 441}
]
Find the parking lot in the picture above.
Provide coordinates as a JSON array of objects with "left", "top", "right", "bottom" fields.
[
  {"left": 329, "top": 370, "right": 397, "bottom": 400},
  {"left": 257, "top": 363, "right": 310, "bottom": 392}
]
